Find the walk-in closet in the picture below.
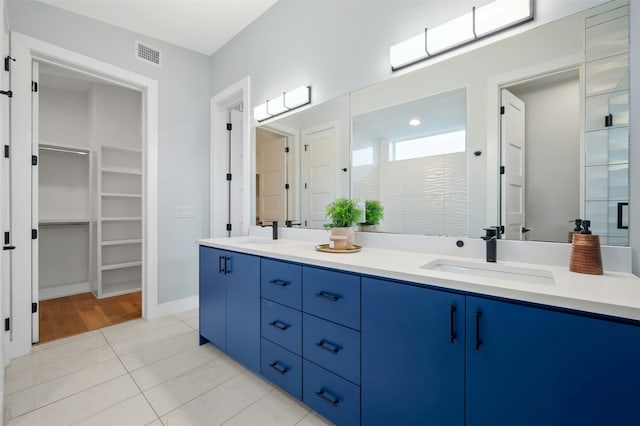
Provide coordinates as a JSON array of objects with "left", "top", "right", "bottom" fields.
[{"left": 36, "top": 62, "right": 143, "bottom": 342}]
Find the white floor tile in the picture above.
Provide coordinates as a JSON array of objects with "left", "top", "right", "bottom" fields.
[
  {"left": 32, "top": 330, "right": 102, "bottom": 353},
  {"left": 144, "top": 355, "right": 244, "bottom": 416},
  {"left": 184, "top": 317, "right": 199, "bottom": 331},
  {"left": 6, "top": 358, "right": 127, "bottom": 418},
  {"left": 110, "top": 322, "right": 193, "bottom": 356},
  {"left": 295, "top": 411, "right": 334, "bottom": 426},
  {"left": 6, "top": 334, "right": 108, "bottom": 376},
  {"left": 119, "top": 330, "right": 199, "bottom": 372},
  {"left": 223, "top": 388, "right": 310, "bottom": 426},
  {"left": 175, "top": 309, "right": 199, "bottom": 322},
  {"left": 5, "top": 345, "right": 117, "bottom": 394},
  {"left": 101, "top": 315, "right": 182, "bottom": 345},
  {"left": 7, "top": 375, "right": 139, "bottom": 426},
  {"left": 161, "top": 371, "right": 272, "bottom": 426},
  {"left": 131, "top": 344, "right": 221, "bottom": 391},
  {"left": 72, "top": 394, "right": 158, "bottom": 426}
]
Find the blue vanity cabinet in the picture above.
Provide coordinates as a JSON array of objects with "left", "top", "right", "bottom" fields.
[
  {"left": 198, "top": 246, "right": 226, "bottom": 348},
  {"left": 361, "top": 277, "right": 465, "bottom": 426},
  {"left": 466, "top": 296, "right": 640, "bottom": 426},
  {"left": 199, "top": 246, "right": 260, "bottom": 373}
]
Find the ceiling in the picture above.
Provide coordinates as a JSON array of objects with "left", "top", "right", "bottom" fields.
[{"left": 36, "top": 0, "right": 279, "bottom": 56}]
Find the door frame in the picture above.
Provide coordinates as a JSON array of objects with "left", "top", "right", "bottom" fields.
[
  {"left": 8, "top": 32, "right": 159, "bottom": 360},
  {"left": 486, "top": 54, "right": 584, "bottom": 230},
  {"left": 210, "top": 77, "right": 251, "bottom": 238}
]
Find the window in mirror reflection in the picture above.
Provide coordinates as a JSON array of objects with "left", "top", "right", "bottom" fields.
[
  {"left": 351, "top": 88, "right": 467, "bottom": 236},
  {"left": 389, "top": 130, "right": 466, "bottom": 162}
]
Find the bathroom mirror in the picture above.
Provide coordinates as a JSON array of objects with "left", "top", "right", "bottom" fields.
[
  {"left": 255, "top": 95, "right": 350, "bottom": 228},
  {"left": 254, "top": 1, "right": 629, "bottom": 245},
  {"left": 351, "top": 88, "right": 467, "bottom": 236}
]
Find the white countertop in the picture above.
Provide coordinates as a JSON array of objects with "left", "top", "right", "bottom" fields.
[{"left": 197, "top": 236, "right": 640, "bottom": 322}]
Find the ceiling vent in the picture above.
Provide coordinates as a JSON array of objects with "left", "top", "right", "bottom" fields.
[{"left": 136, "top": 41, "right": 161, "bottom": 67}]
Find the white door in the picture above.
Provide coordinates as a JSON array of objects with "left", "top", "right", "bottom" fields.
[
  {"left": 229, "top": 108, "right": 244, "bottom": 237},
  {"left": 256, "top": 130, "right": 287, "bottom": 225},
  {"left": 302, "top": 123, "right": 338, "bottom": 229},
  {"left": 31, "top": 61, "right": 39, "bottom": 343},
  {"left": 501, "top": 89, "right": 526, "bottom": 240}
]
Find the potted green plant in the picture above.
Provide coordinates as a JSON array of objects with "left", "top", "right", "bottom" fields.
[
  {"left": 324, "top": 198, "right": 362, "bottom": 249},
  {"left": 359, "top": 199, "right": 384, "bottom": 232}
]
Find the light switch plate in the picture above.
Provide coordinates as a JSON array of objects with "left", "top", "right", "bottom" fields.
[{"left": 176, "top": 206, "right": 195, "bottom": 218}]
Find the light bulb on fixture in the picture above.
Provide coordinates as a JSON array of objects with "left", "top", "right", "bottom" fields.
[{"left": 409, "top": 118, "right": 421, "bottom": 126}]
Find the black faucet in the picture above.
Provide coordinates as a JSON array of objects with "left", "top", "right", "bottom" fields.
[
  {"left": 482, "top": 226, "right": 501, "bottom": 262},
  {"left": 260, "top": 221, "right": 279, "bottom": 240}
]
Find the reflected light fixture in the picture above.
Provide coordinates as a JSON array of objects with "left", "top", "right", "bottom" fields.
[
  {"left": 409, "top": 118, "right": 421, "bottom": 126},
  {"left": 390, "top": 0, "right": 533, "bottom": 71},
  {"left": 254, "top": 86, "right": 311, "bottom": 122}
]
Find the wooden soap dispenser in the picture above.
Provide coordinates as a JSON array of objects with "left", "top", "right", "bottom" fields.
[{"left": 569, "top": 220, "right": 603, "bottom": 275}]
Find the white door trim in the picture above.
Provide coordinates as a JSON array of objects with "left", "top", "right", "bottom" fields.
[
  {"left": 8, "top": 32, "right": 159, "bottom": 359},
  {"left": 210, "top": 77, "right": 251, "bottom": 237}
]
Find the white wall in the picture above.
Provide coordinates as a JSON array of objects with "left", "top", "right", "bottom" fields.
[
  {"left": 7, "top": 1, "right": 211, "bottom": 302},
  {"left": 39, "top": 86, "right": 89, "bottom": 147}
]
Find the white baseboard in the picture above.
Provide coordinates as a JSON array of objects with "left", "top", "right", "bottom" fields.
[
  {"left": 145, "top": 295, "right": 199, "bottom": 320},
  {"left": 39, "top": 282, "right": 91, "bottom": 300}
]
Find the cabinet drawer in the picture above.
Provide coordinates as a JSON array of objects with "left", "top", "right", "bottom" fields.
[
  {"left": 261, "top": 299, "right": 302, "bottom": 355},
  {"left": 303, "top": 313, "right": 360, "bottom": 385},
  {"left": 303, "top": 359, "right": 360, "bottom": 426},
  {"left": 261, "top": 338, "right": 302, "bottom": 400},
  {"left": 303, "top": 267, "right": 361, "bottom": 330},
  {"left": 261, "top": 259, "right": 302, "bottom": 309}
]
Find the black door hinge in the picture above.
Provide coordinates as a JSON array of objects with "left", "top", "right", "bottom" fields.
[
  {"left": 500, "top": 106, "right": 505, "bottom": 115},
  {"left": 32, "top": 155, "right": 38, "bottom": 166},
  {"left": 226, "top": 123, "right": 232, "bottom": 131},
  {"left": 304, "top": 144, "right": 308, "bottom": 152},
  {"left": 4, "top": 56, "right": 15, "bottom": 72},
  {"left": 32, "top": 81, "right": 38, "bottom": 92},
  {"left": 284, "top": 147, "right": 290, "bottom": 153},
  {"left": 500, "top": 166, "right": 505, "bottom": 175},
  {"left": 0, "top": 90, "right": 12, "bottom": 98},
  {"left": 4, "top": 231, "right": 9, "bottom": 245},
  {"left": 4, "top": 318, "right": 9, "bottom": 331},
  {"left": 32, "top": 302, "right": 38, "bottom": 313},
  {"left": 32, "top": 229, "right": 38, "bottom": 239},
  {"left": 304, "top": 182, "right": 308, "bottom": 189},
  {"left": 304, "top": 220, "right": 308, "bottom": 227},
  {"left": 226, "top": 223, "right": 232, "bottom": 232},
  {"left": 226, "top": 173, "right": 232, "bottom": 181},
  {"left": 285, "top": 183, "right": 290, "bottom": 190},
  {"left": 4, "top": 145, "right": 9, "bottom": 158}
]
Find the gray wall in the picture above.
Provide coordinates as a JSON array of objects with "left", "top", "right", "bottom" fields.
[
  {"left": 7, "top": 0, "right": 211, "bottom": 303},
  {"left": 211, "top": 0, "right": 640, "bottom": 276}
]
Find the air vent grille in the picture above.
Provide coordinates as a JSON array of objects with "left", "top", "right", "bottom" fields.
[{"left": 136, "top": 42, "right": 161, "bottom": 66}]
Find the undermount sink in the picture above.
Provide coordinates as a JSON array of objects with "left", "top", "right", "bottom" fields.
[
  {"left": 235, "top": 238, "right": 275, "bottom": 244},
  {"left": 421, "top": 259, "right": 555, "bottom": 285}
]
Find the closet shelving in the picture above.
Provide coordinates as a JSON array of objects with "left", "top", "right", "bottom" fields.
[
  {"left": 97, "top": 144, "right": 143, "bottom": 298},
  {"left": 38, "top": 141, "right": 93, "bottom": 300}
]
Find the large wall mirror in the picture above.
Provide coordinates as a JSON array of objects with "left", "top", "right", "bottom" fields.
[{"left": 253, "top": 0, "right": 629, "bottom": 246}]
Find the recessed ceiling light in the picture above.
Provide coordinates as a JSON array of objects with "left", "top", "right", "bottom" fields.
[{"left": 409, "top": 118, "right": 421, "bottom": 126}]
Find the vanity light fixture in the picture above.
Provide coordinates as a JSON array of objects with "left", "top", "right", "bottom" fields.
[
  {"left": 390, "top": 0, "right": 533, "bottom": 71},
  {"left": 409, "top": 118, "right": 421, "bottom": 126},
  {"left": 254, "top": 86, "right": 311, "bottom": 122}
]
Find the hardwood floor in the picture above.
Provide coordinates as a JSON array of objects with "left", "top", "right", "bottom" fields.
[{"left": 37, "top": 291, "right": 142, "bottom": 344}]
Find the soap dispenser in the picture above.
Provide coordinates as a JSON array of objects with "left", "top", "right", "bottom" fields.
[
  {"left": 569, "top": 220, "right": 603, "bottom": 275},
  {"left": 568, "top": 218, "right": 582, "bottom": 243}
]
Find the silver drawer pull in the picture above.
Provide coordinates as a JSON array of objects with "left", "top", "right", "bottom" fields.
[{"left": 269, "top": 320, "right": 290, "bottom": 331}]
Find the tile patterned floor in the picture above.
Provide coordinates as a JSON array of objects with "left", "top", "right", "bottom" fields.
[{"left": 4, "top": 310, "right": 333, "bottom": 426}]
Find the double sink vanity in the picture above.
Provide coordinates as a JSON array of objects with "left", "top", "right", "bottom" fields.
[{"left": 198, "top": 234, "right": 640, "bottom": 425}]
